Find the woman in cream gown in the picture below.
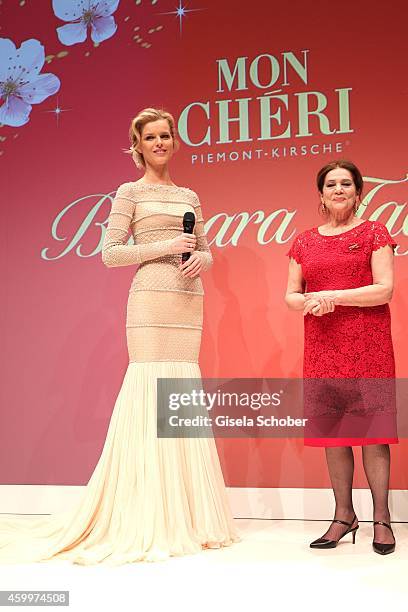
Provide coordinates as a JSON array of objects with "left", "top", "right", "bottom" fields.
[{"left": 0, "top": 108, "right": 238, "bottom": 565}]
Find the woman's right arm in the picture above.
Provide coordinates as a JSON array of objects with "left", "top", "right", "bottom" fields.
[
  {"left": 102, "top": 183, "right": 140, "bottom": 267},
  {"left": 285, "top": 258, "right": 306, "bottom": 311},
  {"left": 102, "top": 184, "right": 195, "bottom": 267}
]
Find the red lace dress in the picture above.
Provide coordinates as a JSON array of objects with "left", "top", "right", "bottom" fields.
[{"left": 287, "top": 220, "right": 398, "bottom": 447}]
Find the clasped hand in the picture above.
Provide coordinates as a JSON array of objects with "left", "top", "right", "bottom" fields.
[
  {"left": 303, "top": 291, "right": 336, "bottom": 317},
  {"left": 170, "top": 233, "right": 203, "bottom": 278}
]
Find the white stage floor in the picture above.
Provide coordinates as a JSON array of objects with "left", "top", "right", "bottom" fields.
[{"left": 0, "top": 519, "right": 407, "bottom": 612}]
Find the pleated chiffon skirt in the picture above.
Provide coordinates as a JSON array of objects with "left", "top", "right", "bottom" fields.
[{"left": 0, "top": 361, "right": 238, "bottom": 566}]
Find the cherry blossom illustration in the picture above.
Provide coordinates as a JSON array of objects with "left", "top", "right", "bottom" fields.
[
  {"left": 0, "top": 38, "right": 61, "bottom": 127},
  {"left": 52, "top": 0, "right": 121, "bottom": 46}
]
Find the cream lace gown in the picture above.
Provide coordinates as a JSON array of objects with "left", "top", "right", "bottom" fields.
[{"left": 0, "top": 182, "right": 238, "bottom": 565}]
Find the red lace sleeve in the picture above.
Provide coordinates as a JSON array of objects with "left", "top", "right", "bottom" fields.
[
  {"left": 286, "top": 234, "right": 303, "bottom": 264},
  {"left": 371, "top": 222, "right": 397, "bottom": 252}
]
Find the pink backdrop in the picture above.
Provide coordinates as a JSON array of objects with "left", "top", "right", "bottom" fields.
[{"left": 1, "top": 0, "right": 407, "bottom": 490}]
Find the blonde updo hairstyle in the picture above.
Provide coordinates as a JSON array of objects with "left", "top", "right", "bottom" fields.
[{"left": 128, "top": 107, "right": 179, "bottom": 169}]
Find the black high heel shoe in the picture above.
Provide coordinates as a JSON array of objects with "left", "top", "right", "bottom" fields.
[
  {"left": 372, "top": 521, "right": 395, "bottom": 555},
  {"left": 310, "top": 514, "right": 359, "bottom": 549}
]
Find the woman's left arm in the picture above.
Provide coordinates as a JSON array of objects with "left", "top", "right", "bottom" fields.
[
  {"left": 180, "top": 193, "right": 213, "bottom": 278},
  {"left": 306, "top": 244, "right": 395, "bottom": 307}
]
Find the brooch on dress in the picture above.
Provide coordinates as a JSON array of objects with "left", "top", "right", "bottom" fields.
[{"left": 348, "top": 243, "right": 360, "bottom": 250}]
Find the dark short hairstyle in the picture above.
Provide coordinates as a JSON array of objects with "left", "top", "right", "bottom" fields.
[{"left": 316, "top": 160, "right": 364, "bottom": 196}]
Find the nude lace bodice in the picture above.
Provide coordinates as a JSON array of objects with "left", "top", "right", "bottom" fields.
[{"left": 102, "top": 182, "right": 213, "bottom": 295}]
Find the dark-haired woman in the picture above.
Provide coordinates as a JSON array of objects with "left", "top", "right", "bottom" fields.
[{"left": 285, "top": 160, "right": 397, "bottom": 555}]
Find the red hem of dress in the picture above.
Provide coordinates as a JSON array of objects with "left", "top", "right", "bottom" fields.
[{"left": 304, "top": 438, "right": 399, "bottom": 447}]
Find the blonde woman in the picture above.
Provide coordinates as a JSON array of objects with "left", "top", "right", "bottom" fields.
[{"left": 0, "top": 108, "right": 238, "bottom": 565}]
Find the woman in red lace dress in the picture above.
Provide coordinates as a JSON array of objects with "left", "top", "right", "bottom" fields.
[{"left": 285, "top": 160, "right": 397, "bottom": 555}]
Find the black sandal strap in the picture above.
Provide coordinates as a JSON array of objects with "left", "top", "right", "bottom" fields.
[
  {"left": 373, "top": 520, "right": 393, "bottom": 532},
  {"left": 332, "top": 514, "right": 356, "bottom": 527}
]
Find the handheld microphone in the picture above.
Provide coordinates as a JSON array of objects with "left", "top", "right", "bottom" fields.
[{"left": 182, "top": 212, "right": 196, "bottom": 263}]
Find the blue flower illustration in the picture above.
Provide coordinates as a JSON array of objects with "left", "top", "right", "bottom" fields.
[
  {"left": 53, "top": 0, "right": 120, "bottom": 46},
  {"left": 0, "top": 38, "right": 61, "bottom": 127}
]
